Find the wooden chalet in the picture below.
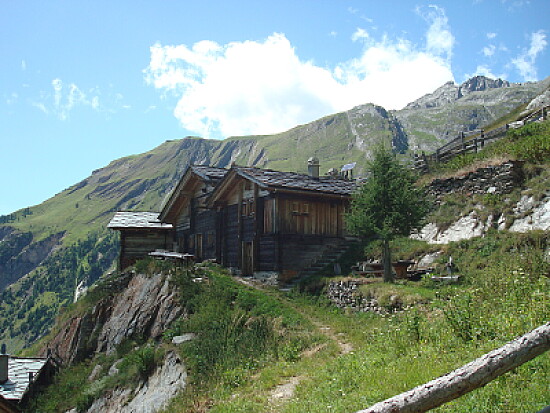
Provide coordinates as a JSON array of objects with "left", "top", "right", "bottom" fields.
[
  {"left": 158, "top": 165, "right": 228, "bottom": 261},
  {"left": 208, "top": 163, "right": 355, "bottom": 281},
  {"left": 109, "top": 160, "right": 356, "bottom": 283}
]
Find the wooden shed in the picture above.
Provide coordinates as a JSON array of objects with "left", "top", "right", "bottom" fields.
[{"left": 107, "top": 211, "right": 174, "bottom": 269}]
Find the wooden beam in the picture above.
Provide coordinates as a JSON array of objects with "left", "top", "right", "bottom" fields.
[{"left": 356, "top": 322, "right": 550, "bottom": 413}]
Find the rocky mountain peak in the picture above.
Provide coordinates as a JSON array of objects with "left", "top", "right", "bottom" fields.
[
  {"left": 404, "top": 76, "right": 512, "bottom": 110},
  {"left": 458, "top": 76, "right": 511, "bottom": 97}
]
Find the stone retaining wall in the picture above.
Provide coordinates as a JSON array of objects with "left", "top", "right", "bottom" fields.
[
  {"left": 326, "top": 280, "right": 403, "bottom": 314},
  {"left": 427, "top": 161, "right": 524, "bottom": 200}
]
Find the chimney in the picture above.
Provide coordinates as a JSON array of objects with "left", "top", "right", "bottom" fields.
[
  {"left": 0, "top": 344, "right": 7, "bottom": 384},
  {"left": 307, "top": 157, "right": 320, "bottom": 178}
]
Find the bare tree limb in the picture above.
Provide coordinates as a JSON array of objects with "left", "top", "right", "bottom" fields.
[{"left": 357, "top": 322, "right": 550, "bottom": 413}]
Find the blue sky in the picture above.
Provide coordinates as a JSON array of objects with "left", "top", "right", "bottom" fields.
[{"left": 1, "top": 0, "right": 548, "bottom": 215}]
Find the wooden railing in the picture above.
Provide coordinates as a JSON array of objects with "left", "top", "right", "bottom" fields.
[{"left": 413, "top": 105, "right": 549, "bottom": 173}]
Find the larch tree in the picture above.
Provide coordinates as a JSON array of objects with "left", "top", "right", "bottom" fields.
[{"left": 346, "top": 148, "right": 430, "bottom": 282}]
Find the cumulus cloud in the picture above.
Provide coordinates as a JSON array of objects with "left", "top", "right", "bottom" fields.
[
  {"left": 511, "top": 30, "right": 547, "bottom": 81},
  {"left": 145, "top": 9, "right": 455, "bottom": 139}
]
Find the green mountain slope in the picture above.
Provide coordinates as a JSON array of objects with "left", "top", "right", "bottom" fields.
[{"left": 0, "top": 75, "right": 548, "bottom": 351}]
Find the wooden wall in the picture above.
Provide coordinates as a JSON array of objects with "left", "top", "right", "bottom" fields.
[
  {"left": 120, "top": 229, "right": 174, "bottom": 269},
  {"left": 275, "top": 197, "right": 346, "bottom": 237}
]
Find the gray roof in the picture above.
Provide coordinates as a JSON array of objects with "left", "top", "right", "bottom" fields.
[
  {"left": 190, "top": 165, "right": 227, "bottom": 182},
  {"left": 0, "top": 357, "right": 48, "bottom": 401},
  {"left": 236, "top": 167, "right": 356, "bottom": 196},
  {"left": 107, "top": 211, "right": 173, "bottom": 230}
]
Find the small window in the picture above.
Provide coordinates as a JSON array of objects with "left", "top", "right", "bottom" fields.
[
  {"left": 302, "top": 203, "right": 309, "bottom": 215},
  {"left": 292, "top": 202, "right": 300, "bottom": 214}
]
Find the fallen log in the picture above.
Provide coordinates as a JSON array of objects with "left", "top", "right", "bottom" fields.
[{"left": 357, "top": 322, "right": 550, "bottom": 413}]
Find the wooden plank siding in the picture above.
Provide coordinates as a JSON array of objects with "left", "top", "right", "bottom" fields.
[
  {"left": 119, "top": 229, "right": 174, "bottom": 269},
  {"left": 277, "top": 197, "right": 346, "bottom": 237},
  {"left": 223, "top": 204, "right": 239, "bottom": 268}
]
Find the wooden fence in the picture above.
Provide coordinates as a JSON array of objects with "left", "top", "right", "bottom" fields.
[{"left": 413, "top": 105, "right": 549, "bottom": 173}]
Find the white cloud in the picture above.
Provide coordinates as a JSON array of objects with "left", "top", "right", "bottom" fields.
[
  {"left": 351, "top": 28, "right": 369, "bottom": 42},
  {"left": 511, "top": 30, "right": 547, "bottom": 81},
  {"left": 464, "top": 65, "right": 506, "bottom": 80},
  {"left": 418, "top": 5, "right": 455, "bottom": 63},
  {"left": 29, "top": 80, "right": 129, "bottom": 119},
  {"left": 487, "top": 32, "right": 497, "bottom": 40},
  {"left": 50, "top": 78, "right": 87, "bottom": 120},
  {"left": 91, "top": 96, "right": 100, "bottom": 110},
  {"left": 21, "top": 60, "right": 26, "bottom": 71},
  {"left": 483, "top": 44, "right": 496, "bottom": 57},
  {"left": 145, "top": 11, "right": 455, "bottom": 139},
  {"left": 31, "top": 101, "right": 48, "bottom": 114}
]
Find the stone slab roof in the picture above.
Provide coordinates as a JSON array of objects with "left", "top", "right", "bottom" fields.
[
  {"left": 190, "top": 165, "right": 227, "bottom": 182},
  {"left": 0, "top": 357, "right": 48, "bottom": 402},
  {"left": 107, "top": 212, "right": 173, "bottom": 230},
  {"left": 236, "top": 167, "right": 356, "bottom": 196}
]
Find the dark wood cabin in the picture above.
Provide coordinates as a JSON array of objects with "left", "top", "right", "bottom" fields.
[
  {"left": 109, "top": 162, "right": 356, "bottom": 283},
  {"left": 158, "top": 165, "right": 227, "bottom": 261},
  {"left": 107, "top": 211, "right": 174, "bottom": 269},
  {"left": 208, "top": 166, "right": 355, "bottom": 282}
]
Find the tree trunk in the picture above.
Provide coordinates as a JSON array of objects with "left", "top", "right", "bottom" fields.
[
  {"left": 382, "top": 239, "right": 393, "bottom": 283},
  {"left": 356, "top": 322, "right": 550, "bottom": 413}
]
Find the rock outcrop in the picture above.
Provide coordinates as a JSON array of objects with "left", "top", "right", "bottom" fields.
[
  {"left": 81, "top": 351, "right": 187, "bottom": 413},
  {"left": 42, "top": 271, "right": 183, "bottom": 365}
]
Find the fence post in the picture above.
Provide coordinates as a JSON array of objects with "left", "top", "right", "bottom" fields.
[
  {"left": 543, "top": 107, "right": 547, "bottom": 121},
  {"left": 473, "top": 137, "right": 478, "bottom": 153},
  {"left": 435, "top": 148, "right": 440, "bottom": 163},
  {"left": 480, "top": 129, "right": 485, "bottom": 149}
]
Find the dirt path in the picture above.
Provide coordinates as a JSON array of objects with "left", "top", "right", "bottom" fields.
[{"left": 233, "top": 276, "right": 354, "bottom": 407}]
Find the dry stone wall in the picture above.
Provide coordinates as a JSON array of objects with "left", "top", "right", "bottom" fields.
[
  {"left": 327, "top": 280, "right": 403, "bottom": 314},
  {"left": 427, "top": 161, "right": 524, "bottom": 201}
]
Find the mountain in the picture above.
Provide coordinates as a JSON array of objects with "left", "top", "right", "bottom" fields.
[{"left": 1, "top": 75, "right": 548, "bottom": 350}]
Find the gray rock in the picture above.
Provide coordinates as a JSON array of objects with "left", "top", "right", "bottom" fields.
[{"left": 172, "top": 333, "right": 196, "bottom": 345}]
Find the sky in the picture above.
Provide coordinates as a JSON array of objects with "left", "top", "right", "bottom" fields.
[{"left": 1, "top": 0, "right": 549, "bottom": 216}]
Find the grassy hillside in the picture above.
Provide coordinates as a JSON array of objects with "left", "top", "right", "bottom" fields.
[{"left": 26, "top": 228, "right": 549, "bottom": 412}]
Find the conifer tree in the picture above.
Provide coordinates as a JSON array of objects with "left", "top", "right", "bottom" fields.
[{"left": 346, "top": 148, "right": 430, "bottom": 282}]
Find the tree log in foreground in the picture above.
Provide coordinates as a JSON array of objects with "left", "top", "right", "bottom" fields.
[{"left": 357, "top": 322, "right": 550, "bottom": 413}]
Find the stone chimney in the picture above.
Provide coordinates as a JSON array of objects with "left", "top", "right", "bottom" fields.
[
  {"left": 0, "top": 344, "right": 7, "bottom": 384},
  {"left": 307, "top": 157, "right": 320, "bottom": 178}
]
